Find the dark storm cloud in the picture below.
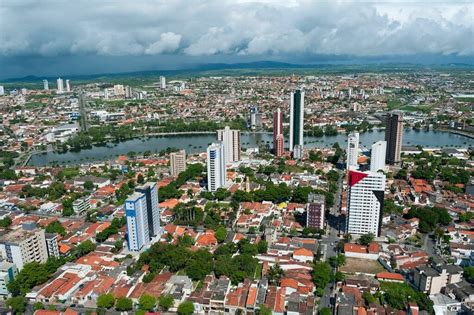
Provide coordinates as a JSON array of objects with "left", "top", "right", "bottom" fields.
[{"left": 1, "top": 0, "right": 473, "bottom": 58}]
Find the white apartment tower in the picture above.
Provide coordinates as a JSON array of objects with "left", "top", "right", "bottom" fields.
[
  {"left": 125, "top": 192, "right": 150, "bottom": 251},
  {"left": 43, "top": 79, "right": 49, "bottom": 90},
  {"left": 56, "top": 78, "right": 64, "bottom": 93},
  {"left": 135, "top": 182, "right": 161, "bottom": 239},
  {"left": 217, "top": 126, "right": 241, "bottom": 164},
  {"left": 160, "top": 76, "right": 166, "bottom": 89},
  {"left": 207, "top": 142, "right": 226, "bottom": 192},
  {"left": 0, "top": 223, "right": 48, "bottom": 271},
  {"left": 370, "top": 141, "right": 387, "bottom": 172},
  {"left": 289, "top": 89, "right": 304, "bottom": 152},
  {"left": 346, "top": 131, "right": 359, "bottom": 170},
  {"left": 346, "top": 170, "right": 386, "bottom": 237},
  {"left": 66, "top": 79, "right": 71, "bottom": 92},
  {"left": 170, "top": 149, "right": 186, "bottom": 176}
]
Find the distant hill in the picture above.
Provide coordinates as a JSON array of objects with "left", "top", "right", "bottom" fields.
[{"left": 2, "top": 60, "right": 473, "bottom": 84}]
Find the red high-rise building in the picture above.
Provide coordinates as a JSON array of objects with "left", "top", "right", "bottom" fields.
[{"left": 273, "top": 108, "right": 284, "bottom": 156}]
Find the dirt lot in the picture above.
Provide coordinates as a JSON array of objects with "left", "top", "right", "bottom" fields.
[{"left": 340, "top": 257, "right": 386, "bottom": 275}]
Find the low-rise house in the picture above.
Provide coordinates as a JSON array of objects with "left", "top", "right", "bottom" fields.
[
  {"left": 344, "top": 242, "right": 380, "bottom": 260},
  {"left": 413, "top": 264, "right": 463, "bottom": 295}
]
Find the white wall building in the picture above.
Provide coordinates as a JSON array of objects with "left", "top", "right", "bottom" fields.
[
  {"left": 0, "top": 262, "right": 17, "bottom": 296},
  {"left": 160, "top": 76, "right": 166, "bottom": 89},
  {"left": 125, "top": 192, "right": 150, "bottom": 251},
  {"left": 135, "top": 182, "right": 161, "bottom": 238},
  {"left": 66, "top": 79, "right": 71, "bottom": 92},
  {"left": 370, "top": 141, "right": 387, "bottom": 172},
  {"left": 217, "top": 126, "right": 241, "bottom": 163},
  {"left": 170, "top": 149, "right": 186, "bottom": 176},
  {"left": 207, "top": 142, "right": 226, "bottom": 192},
  {"left": 56, "top": 78, "right": 64, "bottom": 93},
  {"left": 346, "top": 131, "right": 359, "bottom": 170},
  {"left": 346, "top": 170, "right": 386, "bottom": 237},
  {"left": 0, "top": 86, "right": 4, "bottom": 96},
  {"left": 0, "top": 224, "right": 48, "bottom": 271},
  {"left": 43, "top": 80, "right": 49, "bottom": 90}
]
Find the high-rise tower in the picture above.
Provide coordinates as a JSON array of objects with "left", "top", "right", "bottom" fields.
[
  {"left": 207, "top": 142, "right": 226, "bottom": 192},
  {"left": 346, "top": 170, "right": 386, "bottom": 237},
  {"left": 273, "top": 108, "right": 284, "bottom": 157},
  {"left": 385, "top": 111, "right": 403, "bottom": 164},
  {"left": 289, "top": 89, "right": 304, "bottom": 152},
  {"left": 346, "top": 131, "right": 359, "bottom": 170},
  {"left": 370, "top": 141, "right": 387, "bottom": 172},
  {"left": 217, "top": 126, "right": 241, "bottom": 163}
]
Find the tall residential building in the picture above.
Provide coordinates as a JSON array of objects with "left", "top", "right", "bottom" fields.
[
  {"left": 0, "top": 261, "right": 17, "bottom": 295},
  {"left": 249, "top": 105, "right": 262, "bottom": 130},
  {"left": 45, "top": 233, "right": 60, "bottom": 258},
  {"left": 135, "top": 182, "right": 160, "bottom": 238},
  {"left": 289, "top": 89, "right": 304, "bottom": 152},
  {"left": 125, "top": 86, "right": 133, "bottom": 98},
  {"left": 0, "top": 86, "right": 4, "bottom": 96},
  {"left": 273, "top": 108, "right": 284, "bottom": 156},
  {"left": 306, "top": 193, "right": 325, "bottom": 230},
  {"left": 125, "top": 192, "right": 150, "bottom": 251},
  {"left": 0, "top": 223, "right": 48, "bottom": 270},
  {"left": 385, "top": 111, "right": 404, "bottom": 164},
  {"left": 207, "top": 142, "right": 226, "bottom": 192},
  {"left": 56, "top": 78, "right": 64, "bottom": 93},
  {"left": 370, "top": 141, "right": 387, "bottom": 172},
  {"left": 66, "top": 79, "right": 71, "bottom": 92},
  {"left": 114, "top": 84, "right": 125, "bottom": 96},
  {"left": 346, "top": 170, "right": 386, "bottom": 237},
  {"left": 346, "top": 131, "right": 359, "bottom": 170},
  {"left": 43, "top": 79, "right": 49, "bottom": 90},
  {"left": 160, "top": 76, "right": 166, "bottom": 89},
  {"left": 217, "top": 126, "right": 241, "bottom": 163},
  {"left": 170, "top": 149, "right": 186, "bottom": 176}
]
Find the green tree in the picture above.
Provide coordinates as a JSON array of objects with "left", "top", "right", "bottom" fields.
[
  {"left": 257, "top": 240, "right": 268, "bottom": 254},
  {"left": 215, "top": 226, "right": 227, "bottom": 243},
  {"left": 358, "top": 233, "right": 375, "bottom": 246},
  {"left": 6, "top": 296, "right": 27, "bottom": 314},
  {"left": 0, "top": 216, "right": 12, "bottom": 228},
  {"left": 33, "top": 302, "right": 45, "bottom": 311},
  {"left": 83, "top": 180, "right": 95, "bottom": 190},
  {"left": 464, "top": 266, "right": 474, "bottom": 283},
  {"left": 267, "top": 263, "right": 284, "bottom": 285},
  {"left": 137, "top": 173, "right": 145, "bottom": 184},
  {"left": 259, "top": 304, "right": 272, "bottom": 315},
  {"left": 97, "top": 293, "right": 115, "bottom": 309},
  {"left": 158, "top": 294, "right": 174, "bottom": 311},
  {"left": 45, "top": 220, "right": 66, "bottom": 236},
  {"left": 115, "top": 297, "right": 133, "bottom": 311},
  {"left": 362, "top": 291, "right": 376, "bottom": 305},
  {"left": 177, "top": 301, "right": 194, "bottom": 315},
  {"left": 319, "top": 307, "right": 332, "bottom": 315}
]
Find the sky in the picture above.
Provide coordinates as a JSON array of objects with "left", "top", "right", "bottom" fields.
[{"left": 1, "top": 0, "right": 473, "bottom": 79}]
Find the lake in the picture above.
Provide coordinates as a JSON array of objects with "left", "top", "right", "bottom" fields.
[{"left": 29, "top": 129, "right": 473, "bottom": 166}]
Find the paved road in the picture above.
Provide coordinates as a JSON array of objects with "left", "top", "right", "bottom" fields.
[{"left": 318, "top": 171, "right": 344, "bottom": 310}]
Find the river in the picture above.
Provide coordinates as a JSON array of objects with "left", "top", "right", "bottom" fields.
[{"left": 28, "top": 129, "right": 473, "bottom": 166}]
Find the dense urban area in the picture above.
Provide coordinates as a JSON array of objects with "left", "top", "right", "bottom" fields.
[{"left": 0, "top": 70, "right": 473, "bottom": 315}]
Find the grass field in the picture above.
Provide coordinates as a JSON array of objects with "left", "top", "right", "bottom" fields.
[{"left": 340, "top": 257, "right": 386, "bottom": 275}]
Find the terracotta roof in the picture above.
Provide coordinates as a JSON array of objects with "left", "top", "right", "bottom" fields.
[
  {"left": 376, "top": 272, "right": 404, "bottom": 281},
  {"left": 293, "top": 248, "right": 314, "bottom": 257}
]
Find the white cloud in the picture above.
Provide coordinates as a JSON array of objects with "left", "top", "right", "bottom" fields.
[
  {"left": 0, "top": 0, "right": 472, "bottom": 58},
  {"left": 145, "top": 32, "right": 182, "bottom": 54}
]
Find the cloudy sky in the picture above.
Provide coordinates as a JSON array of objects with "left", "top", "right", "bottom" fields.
[{"left": 1, "top": 0, "right": 473, "bottom": 79}]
